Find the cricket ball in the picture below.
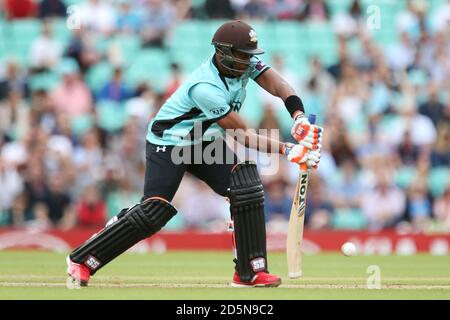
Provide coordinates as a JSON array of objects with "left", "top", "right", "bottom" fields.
[{"left": 341, "top": 242, "right": 356, "bottom": 257}]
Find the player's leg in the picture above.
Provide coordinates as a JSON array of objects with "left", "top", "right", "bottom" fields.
[
  {"left": 188, "top": 140, "right": 281, "bottom": 287},
  {"left": 67, "top": 142, "right": 186, "bottom": 287}
]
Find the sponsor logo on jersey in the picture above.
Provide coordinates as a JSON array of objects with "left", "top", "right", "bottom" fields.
[
  {"left": 255, "top": 61, "right": 266, "bottom": 71},
  {"left": 211, "top": 107, "right": 227, "bottom": 116}
]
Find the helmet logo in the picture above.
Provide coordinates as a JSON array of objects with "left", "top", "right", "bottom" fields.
[{"left": 249, "top": 29, "right": 258, "bottom": 43}]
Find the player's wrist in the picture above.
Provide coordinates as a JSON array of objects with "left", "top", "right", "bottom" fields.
[
  {"left": 293, "top": 112, "right": 306, "bottom": 121},
  {"left": 281, "top": 142, "right": 294, "bottom": 156},
  {"left": 284, "top": 95, "right": 305, "bottom": 118}
]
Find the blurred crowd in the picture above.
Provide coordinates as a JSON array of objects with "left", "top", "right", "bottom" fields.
[{"left": 0, "top": 0, "right": 449, "bottom": 233}]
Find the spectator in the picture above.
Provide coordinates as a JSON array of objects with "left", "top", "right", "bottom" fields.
[
  {"left": 434, "top": 185, "right": 450, "bottom": 231},
  {"left": 116, "top": 0, "right": 142, "bottom": 34},
  {"left": 1, "top": 193, "right": 29, "bottom": 227},
  {"left": 240, "top": 0, "right": 267, "bottom": 20},
  {"left": 431, "top": 119, "right": 450, "bottom": 167},
  {"left": 418, "top": 82, "right": 445, "bottom": 126},
  {"left": 298, "top": 0, "right": 330, "bottom": 22},
  {"left": 305, "top": 175, "right": 333, "bottom": 229},
  {"left": 405, "top": 181, "right": 432, "bottom": 231},
  {"left": 97, "top": 67, "right": 132, "bottom": 103},
  {"left": 205, "top": 0, "right": 235, "bottom": 19},
  {"left": 113, "top": 120, "right": 146, "bottom": 191},
  {"left": 27, "top": 202, "right": 52, "bottom": 231},
  {"left": 125, "top": 83, "right": 158, "bottom": 127},
  {"left": 397, "top": 130, "right": 420, "bottom": 166},
  {"left": 76, "top": 184, "right": 107, "bottom": 228},
  {"left": 104, "top": 176, "right": 140, "bottom": 220},
  {"left": 162, "top": 63, "right": 185, "bottom": 103},
  {"left": 0, "top": 157, "right": 23, "bottom": 220},
  {"left": 176, "top": 177, "right": 228, "bottom": 230},
  {"left": 264, "top": 179, "right": 291, "bottom": 222},
  {"left": 23, "top": 160, "right": 50, "bottom": 221},
  {"left": 389, "top": 97, "right": 437, "bottom": 149},
  {"left": 266, "top": 0, "right": 302, "bottom": 20},
  {"left": 361, "top": 170, "right": 406, "bottom": 230},
  {"left": 331, "top": 159, "right": 364, "bottom": 212},
  {"left": 0, "top": 90, "right": 30, "bottom": 141},
  {"left": 77, "top": 0, "right": 116, "bottom": 35},
  {"left": 4, "top": 0, "right": 37, "bottom": 19},
  {"left": 326, "top": 117, "right": 357, "bottom": 166},
  {"left": 50, "top": 58, "right": 93, "bottom": 118},
  {"left": 386, "top": 31, "right": 416, "bottom": 71},
  {"left": 330, "top": 60, "right": 369, "bottom": 131},
  {"left": 38, "top": 0, "right": 67, "bottom": 19},
  {"left": 141, "top": 0, "right": 176, "bottom": 48},
  {"left": 0, "top": 59, "right": 29, "bottom": 101},
  {"left": 29, "top": 89, "right": 57, "bottom": 134},
  {"left": 65, "top": 28, "right": 102, "bottom": 74},
  {"left": 331, "top": 160, "right": 367, "bottom": 230},
  {"left": 349, "top": 0, "right": 363, "bottom": 21},
  {"left": 73, "top": 128, "right": 104, "bottom": 191},
  {"left": 29, "top": 20, "right": 63, "bottom": 72}
]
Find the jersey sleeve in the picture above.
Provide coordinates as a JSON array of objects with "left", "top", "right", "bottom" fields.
[
  {"left": 189, "top": 82, "right": 231, "bottom": 120},
  {"left": 248, "top": 56, "right": 270, "bottom": 80}
]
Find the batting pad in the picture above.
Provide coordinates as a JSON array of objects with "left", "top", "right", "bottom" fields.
[
  {"left": 70, "top": 198, "right": 177, "bottom": 274},
  {"left": 228, "top": 161, "right": 267, "bottom": 282}
]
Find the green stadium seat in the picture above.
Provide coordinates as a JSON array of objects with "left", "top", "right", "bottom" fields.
[
  {"left": 124, "top": 48, "right": 171, "bottom": 91},
  {"left": 29, "top": 71, "right": 60, "bottom": 92},
  {"left": 306, "top": 22, "right": 338, "bottom": 65},
  {"left": 428, "top": 167, "right": 450, "bottom": 197},
  {"left": 110, "top": 35, "right": 141, "bottom": 62},
  {"left": 86, "top": 61, "right": 114, "bottom": 92},
  {"left": 71, "top": 114, "right": 94, "bottom": 137},
  {"left": 328, "top": 0, "right": 354, "bottom": 16},
  {"left": 395, "top": 166, "right": 417, "bottom": 189},
  {"left": 96, "top": 101, "right": 128, "bottom": 133},
  {"left": 10, "top": 19, "right": 41, "bottom": 45},
  {"left": 168, "top": 21, "right": 209, "bottom": 49},
  {"left": 332, "top": 208, "right": 367, "bottom": 230},
  {"left": 240, "top": 81, "right": 263, "bottom": 128},
  {"left": 63, "top": 0, "right": 84, "bottom": 5},
  {"left": 51, "top": 19, "right": 72, "bottom": 47}
]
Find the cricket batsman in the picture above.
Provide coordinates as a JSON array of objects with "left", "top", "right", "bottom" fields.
[{"left": 67, "top": 20, "right": 322, "bottom": 288}]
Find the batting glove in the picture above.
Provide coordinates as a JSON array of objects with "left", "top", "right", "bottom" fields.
[
  {"left": 283, "top": 143, "right": 321, "bottom": 169},
  {"left": 290, "top": 114, "right": 323, "bottom": 150}
]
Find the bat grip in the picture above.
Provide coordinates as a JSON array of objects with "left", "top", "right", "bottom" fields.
[{"left": 299, "top": 114, "right": 316, "bottom": 171}]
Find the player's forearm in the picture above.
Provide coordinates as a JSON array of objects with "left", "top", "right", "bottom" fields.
[
  {"left": 234, "top": 130, "right": 284, "bottom": 154},
  {"left": 256, "top": 69, "right": 304, "bottom": 119}
]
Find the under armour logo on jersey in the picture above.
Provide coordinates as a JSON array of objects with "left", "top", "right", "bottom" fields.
[{"left": 156, "top": 146, "right": 167, "bottom": 153}]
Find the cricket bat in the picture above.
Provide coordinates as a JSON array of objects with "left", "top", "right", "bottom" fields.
[{"left": 286, "top": 114, "right": 316, "bottom": 279}]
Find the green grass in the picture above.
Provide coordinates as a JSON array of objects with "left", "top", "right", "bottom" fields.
[{"left": 0, "top": 251, "right": 450, "bottom": 299}]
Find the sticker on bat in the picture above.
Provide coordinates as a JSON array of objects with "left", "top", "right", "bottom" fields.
[{"left": 297, "top": 172, "right": 309, "bottom": 216}]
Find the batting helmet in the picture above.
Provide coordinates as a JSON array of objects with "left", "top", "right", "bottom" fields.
[
  {"left": 212, "top": 21, "right": 264, "bottom": 76},
  {"left": 212, "top": 20, "right": 264, "bottom": 55}
]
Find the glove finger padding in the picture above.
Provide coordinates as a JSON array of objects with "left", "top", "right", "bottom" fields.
[
  {"left": 292, "top": 124, "right": 323, "bottom": 144},
  {"left": 306, "top": 149, "right": 321, "bottom": 169},
  {"left": 287, "top": 144, "right": 308, "bottom": 164}
]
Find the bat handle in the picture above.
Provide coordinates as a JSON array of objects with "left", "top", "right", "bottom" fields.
[{"left": 299, "top": 114, "right": 317, "bottom": 171}]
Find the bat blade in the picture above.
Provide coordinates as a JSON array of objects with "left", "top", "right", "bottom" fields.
[
  {"left": 286, "top": 113, "right": 316, "bottom": 279},
  {"left": 286, "top": 170, "right": 309, "bottom": 278}
]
